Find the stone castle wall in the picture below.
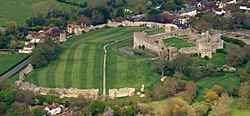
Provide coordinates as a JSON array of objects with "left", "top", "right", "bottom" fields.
[
  {"left": 16, "top": 64, "right": 99, "bottom": 99},
  {"left": 133, "top": 24, "right": 224, "bottom": 59},
  {"left": 109, "top": 87, "right": 135, "bottom": 99}
]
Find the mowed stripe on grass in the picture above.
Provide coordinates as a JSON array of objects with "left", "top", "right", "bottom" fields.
[
  {"left": 71, "top": 44, "right": 86, "bottom": 88},
  {"left": 26, "top": 27, "right": 157, "bottom": 90},
  {"left": 54, "top": 50, "right": 71, "bottom": 88},
  {"left": 86, "top": 46, "right": 96, "bottom": 88}
]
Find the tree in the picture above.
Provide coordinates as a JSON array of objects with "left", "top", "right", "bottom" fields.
[
  {"left": 5, "top": 22, "right": 17, "bottom": 34},
  {"left": 211, "top": 93, "right": 233, "bottom": 116},
  {"left": 203, "top": 91, "right": 219, "bottom": 104},
  {"left": 151, "top": 84, "right": 164, "bottom": 100},
  {"left": 165, "top": 97, "right": 197, "bottom": 116},
  {"left": 30, "top": 39, "right": 59, "bottom": 68},
  {"left": 124, "top": 105, "right": 136, "bottom": 115},
  {"left": 15, "top": 90, "right": 35, "bottom": 105},
  {"left": 192, "top": 102, "right": 209, "bottom": 116},
  {"left": 166, "top": 0, "right": 178, "bottom": 11},
  {"left": 91, "top": 10, "right": 104, "bottom": 25},
  {"left": 146, "top": 1, "right": 153, "bottom": 9},
  {"left": 211, "top": 85, "right": 224, "bottom": 96},
  {"left": 0, "top": 102, "right": 7, "bottom": 114},
  {"left": 30, "top": 106, "right": 45, "bottom": 116},
  {"left": 173, "top": 54, "right": 193, "bottom": 77},
  {"left": 225, "top": 44, "right": 245, "bottom": 67},
  {"left": 0, "top": 90, "right": 15, "bottom": 105},
  {"left": 6, "top": 102, "right": 30, "bottom": 116},
  {"left": 89, "top": 100, "right": 105, "bottom": 115},
  {"left": 184, "top": 81, "right": 197, "bottom": 102},
  {"left": 238, "top": 82, "right": 249, "bottom": 110},
  {"left": 116, "top": 8, "right": 124, "bottom": 17}
]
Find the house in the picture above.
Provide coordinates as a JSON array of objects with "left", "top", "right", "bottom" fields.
[
  {"left": 30, "top": 38, "right": 41, "bottom": 43},
  {"left": 44, "top": 27, "right": 61, "bottom": 37},
  {"left": 205, "top": 1, "right": 217, "bottom": 11},
  {"left": 175, "top": 15, "right": 190, "bottom": 25},
  {"left": 59, "top": 32, "right": 67, "bottom": 42},
  {"left": 180, "top": 6, "right": 197, "bottom": 17},
  {"left": 67, "top": 23, "right": 82, "bottom": 35},
  {"left": 131, "top": 14, "right": 145, "bottom": 21},
  {"left": 0, "top": 27, "right": 6, "bottom": 32},
  {"left": 44, "top": 103, "right": 64, "bottom": 115},
  {"left": 18, "top": 43, "right": 35, "bottom": 54},
  {"left": 240, "top": 3, "right": 250, "bottom": 11},
  {"left": 226, "top": 0, "right": 237, "bottom": 5},
  {"left": 214, "top": 8, "right": 226, "bottom": 15}
]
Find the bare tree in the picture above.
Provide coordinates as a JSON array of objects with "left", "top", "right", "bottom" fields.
[
  {"left": 211, "top": 93, "right": 233, "bottom": 116},
  {"left": 174, "top": 54, "right": 192, "bottom": 75},
  {"left": 238, "top": 82, "right": 249, "bottom": 110}
]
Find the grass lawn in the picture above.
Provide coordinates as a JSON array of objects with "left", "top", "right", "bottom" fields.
[
  {"left": 195, "top": 73, "right": 240, "bottom": 101},
  {"left": 0, "top": 54, "right": 28, "bottom": 76},
  {"left": 231, "top": 98, "right": 250, "bottom": 116},
  {"left": 0, "top": 0, "right": 80, "bottom": 27},
  {"left": 140, "top": 98, "right": 170, "bottom": 115},
  {"left": 145, "top": 28, "right": 164, "bottom": 35},
  {"left": 193, "top": 53, "right": 226, "bottom": 68},
  {"left": 106, "top": 39, "right": 160, "bottom": 90},
  {"left": 163, "top": 37, "right": 195, "bottom": 49},
  {"left": 26, "top": 27, "right": 159, "bottom": 92}
]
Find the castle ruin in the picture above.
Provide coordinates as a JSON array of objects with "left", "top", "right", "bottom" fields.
[{"left": 133, "top": 24, "right": 224, "bottom": 59}]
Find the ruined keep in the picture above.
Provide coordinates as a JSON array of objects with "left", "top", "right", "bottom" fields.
[{"left": 133, "top": 24, "right": 224, "bottom": 59}]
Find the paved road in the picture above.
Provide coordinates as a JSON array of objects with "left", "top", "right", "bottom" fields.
[
  {"left": 0, "top": 58, "right": 29, "bottom": 81},
  {"left": 102, "top": 36, "right": 131, "bottom": 96}
]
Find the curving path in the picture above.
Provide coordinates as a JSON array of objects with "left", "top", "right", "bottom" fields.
[{"left": 102, "top": 36, "right": 131, "bottom": 96}]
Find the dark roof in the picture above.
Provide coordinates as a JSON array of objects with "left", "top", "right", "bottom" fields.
[
  {"left": 240, "top": 3, "right": 250, "bottom": 8},
  {"left": 205, "top": 2, "right": 217, "bottom": 10},
  {"left": 185, "top": 6, "right": 196, "bottom": 12}
]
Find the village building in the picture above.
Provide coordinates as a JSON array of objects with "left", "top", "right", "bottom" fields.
[
  {"left": 67, "top": 23, "right": 83, "bottom": 35},
  {"left": 44, "top": 103, "right": 65, "bottom": 115},
  {"left": 59, "top": 32, "right": 67, "bottom": 42},
  {"left": 226, "top": 0, "right": 237, "bottom": 5},
  {"left": 0, "top": 27, "right": 6, "bottom": 32},
  {"left": 240, "top": 3, "right": 250, "bottom": 11},
  {"left": 180, "top": 6, "right": 197, "bottom": 17},
  {"left": 18, "top": 43, "right": 35, "bottom": 54},
  {"left": 214, "top": 8, "right": 226, "bottom": 15}
]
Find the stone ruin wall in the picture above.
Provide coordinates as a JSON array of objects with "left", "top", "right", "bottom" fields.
[
  {"left": 133, "top": 32, "right": 161, "bottom": 55},
  {"left": 109, "top": 87, "right": 135, "bottom": 99},
  {"left": 107, "top": 20, "right": 169, "bottom": 28},
  {"left": 133, "top": 24, "right": 224, "bottom": 59},
  {"left": 16, "top": 64, "right": 99, "bottom": 100}
]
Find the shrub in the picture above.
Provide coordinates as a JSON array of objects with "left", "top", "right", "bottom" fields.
[
  {"left": 89, "top": 100, "right": 105, "bottom": 114},
  {"left": 221, "top": 36, "right": 246, "bottom": 47}
]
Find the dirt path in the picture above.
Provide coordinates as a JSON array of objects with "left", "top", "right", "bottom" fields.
[{"left": 102, "top": 36, "right": 131, "bottom": 96}]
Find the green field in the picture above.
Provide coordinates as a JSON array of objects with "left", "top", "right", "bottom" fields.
[
  {"left": 26, "top": 27, "right": 160, "bottom": 91},
  {"left": 231, "top": 98, "right": 250, "bottom": 116},
  {"left": 0, "top": 54, "right": 28, "bottom": 76},
  {"left": 164, "top": 37, "right": 195, "bottom": 49},
  {"left": 193, "top": 53, "right": 226, "bottom": 68},
  {"left": 0, "top": 0, "right": 80, "bottom": 26},
  {"left": 0, "top": 0, "right": 148, "bottom": 27},
  {"left": 106, "top": 39, "right": 159, "bottom": 89},
  {"left": 195, "top": 73, "right": 240, "bottom": 101},
  {"left": 145, "top": 28, "right": 165, "bottom": 35}
]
